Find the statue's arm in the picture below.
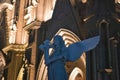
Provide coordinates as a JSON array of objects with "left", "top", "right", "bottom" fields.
[
  {"left": 45, "top": 50, "right": 68, "bottom": 65},
  {"left": 45, "top": 55, "right": 63, "bottom": 65},
  {"left": 39, "top": 40, "right": 54, "bottom": 65},
  {"left": 39, "top": 44, "right": 50, "bottom": 63},
  {"left": 45, "top": 51, "right": 68, "bottom": 65}
]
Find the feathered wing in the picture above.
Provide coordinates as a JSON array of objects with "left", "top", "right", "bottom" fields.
[{"left": 64, "top": 36, "right": 100, "bottom": 61}]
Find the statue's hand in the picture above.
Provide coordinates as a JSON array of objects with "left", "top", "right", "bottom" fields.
[
  {"left": 44, "top": 40, "right": 54, "bottom": 49},
  {"left": 39, "top": 40, "right": 50, "bottom": 49}
]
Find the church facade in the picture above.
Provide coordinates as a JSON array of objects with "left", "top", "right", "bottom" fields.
[{"left": 0, "top": 0, "right": 120, "bottom": 80}]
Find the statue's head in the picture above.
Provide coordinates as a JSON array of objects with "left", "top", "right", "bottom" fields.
[{"left": 53, "top": 35, "right": 65, "bottom": 50}]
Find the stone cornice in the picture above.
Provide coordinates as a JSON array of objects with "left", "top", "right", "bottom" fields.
[
  {"left": 2, "top": 43, "right": 28, "bottom": 54},
  {"left": 0, "top": 3, "right": 13, "bottom": 12},
  {"left": 24, "top": 20, "right": 42, "bottom": 30}
]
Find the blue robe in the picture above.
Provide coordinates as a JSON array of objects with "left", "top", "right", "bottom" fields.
[{"left": 46, "top": 51, "right": 68, "bottom": 80}]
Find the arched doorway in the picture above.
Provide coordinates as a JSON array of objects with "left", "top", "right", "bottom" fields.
[{"left": 36, "top": 28, "right": 86, "bottom": 80}]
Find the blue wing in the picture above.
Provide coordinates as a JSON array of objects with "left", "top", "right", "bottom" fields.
[{"left": 65, "top": 36, "right": 100, "bottom": 61}]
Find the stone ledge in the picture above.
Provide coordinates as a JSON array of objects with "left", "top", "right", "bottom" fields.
[
  {"left": 2, "top": 43, "right": 28, "bottom": 54},
  {"left": 23, "top": 20, "right": 41, "bottom": 30}
]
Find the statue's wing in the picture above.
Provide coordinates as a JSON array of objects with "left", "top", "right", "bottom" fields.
[{"left": 65, "top": 36, "right": 100, "bottom": 61}]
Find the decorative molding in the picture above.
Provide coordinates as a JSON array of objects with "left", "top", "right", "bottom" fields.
[
  {"left": 23, "top": 20, "right": 41, "bottom": 30},
  {"left": 98, "top": 68, "right": 112, "bottom": 73},
  {"left": 2, "top": 43, "right": 28, "bottom": 54},
  {"left": 83, "top": 14, "right": 94, "bottom": 22},
  {"left": 69, "top": 67, "right": 83, "bottom": 80},
  {"left": 100, "top": 19, "right": 109, "bottom": 24},
  {"left": 24, "top": 5, "right": 37, "bottom": 25},
  {"left": 17, "top": 65, "right": 24, "bottom": 80},
  {"left": 0, "top": 51, "right": 6, "bottom": 79},
  {"left": 32, "top": 0, "right": 38, "bottom": 7},
  {"left": 112, "top": 13, "right": 120, "bottom": 22},
  {"left": 0, "top": 3, "right": 13, "bottom": 12}
]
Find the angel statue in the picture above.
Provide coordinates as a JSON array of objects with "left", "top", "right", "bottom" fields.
[{"left": 39, "top": 35, "right": 100, "bottom": 80}]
